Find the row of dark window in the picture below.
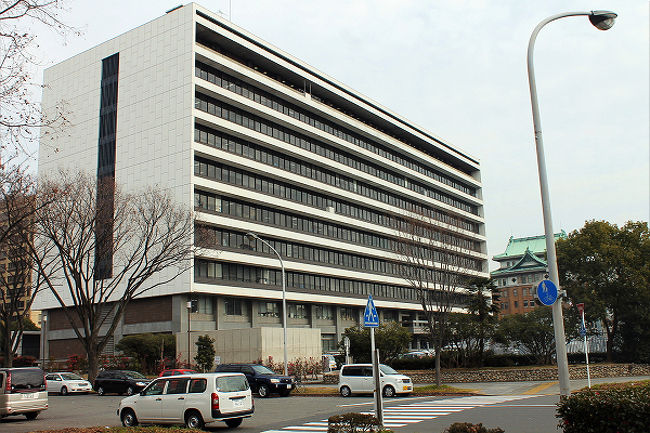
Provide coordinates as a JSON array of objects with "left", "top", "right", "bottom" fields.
[
  {"left": 193, "top": 186, "right": 480, "bottom": 253},
  {"left": 193, "top": 160, "right": 479, "bottom": 240},
  {"left": 193, "top": 93, "right": 478, "bottom": 216},
  {"left": 194, "top": 259, "right": 470, "bottom": 306},
  {"left": 195, "top": 125, "right": 477, "bottom": 229},
  {"left": 195, "top": 62, "right": 476, "bottom": 197},
  {"left": 194, "top": 191, "right": 478, "bottom": 254},
  {"left": 194, "top": 155, "right": 478, "bottom": 234},
  {"left": 194, "top": 26, "right": 476, "bottom": 175},
  {"left": 197, "top": 226, "right": 483, "bottom": 274}
]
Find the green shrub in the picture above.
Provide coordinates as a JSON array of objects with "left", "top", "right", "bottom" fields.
[
  {"left": 327, "top": 413, "right": 393, "bottom": 433},
  {"left": 557, "top": 382, "right": 650, "bottom": 432},
  {"left": 194, "top": 334, "right": 215, "bottom": 373},
  {"left": 483, "top": 353, "right": 537, "bottom": 367},
  {"left": 444, "top": 422, "right": 505, "bottom": 433}
]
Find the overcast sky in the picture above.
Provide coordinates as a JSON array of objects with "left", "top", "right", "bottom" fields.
[{"left": 33, "top": 0, "right": 649, "bottom": 268}]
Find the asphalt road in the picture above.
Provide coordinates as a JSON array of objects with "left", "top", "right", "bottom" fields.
[{"left": 1, "top": 376, "right": 647, "bottom": 433}]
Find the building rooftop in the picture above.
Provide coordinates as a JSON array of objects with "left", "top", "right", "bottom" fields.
[{"left": 492, "top": 231, "right": 566, "bottom": 260}]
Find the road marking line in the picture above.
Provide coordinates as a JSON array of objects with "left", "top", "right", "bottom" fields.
[{"left": 523, "top": 382, "right": 558, "bottom": 395}]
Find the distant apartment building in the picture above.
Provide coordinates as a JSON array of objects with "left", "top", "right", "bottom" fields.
[
  {"left": 36, "top": 3, "right": 488, "bottom": 360},
  {"left": 0, "top": 200, "right": 37, "bottom": 324},
  {"left": 490, "top": 232, "right": 565, "bottom": 316}
]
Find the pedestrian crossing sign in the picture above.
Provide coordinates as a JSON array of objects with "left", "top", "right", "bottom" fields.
[{"left": 363, "top": 294, "right": 379, "bottom": 327}]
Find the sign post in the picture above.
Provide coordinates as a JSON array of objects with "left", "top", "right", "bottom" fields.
[
  {"left": 343, "top": 336, "right": 351, "bottom": 365},
  {"left": 363, "top": 295, "right": 382, "bottom": 427},
  {"left": 576, "top": 303, "right": 591, "bottom": 388}
]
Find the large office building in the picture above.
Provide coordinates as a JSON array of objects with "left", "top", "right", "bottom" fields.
[{"left": 36, "top": 3, "right": 487, "bottom": 361}]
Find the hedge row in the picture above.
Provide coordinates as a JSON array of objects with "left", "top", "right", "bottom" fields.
[{"left": 557, "top": 381, "right": 650, "bottom": 433}]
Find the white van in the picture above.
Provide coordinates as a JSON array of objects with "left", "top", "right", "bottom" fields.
[
  {"left": 338, "top": 364, "right": 412, "bottom": 397},
  {"left": 0, "top": 367, "right": 49, "bottom": 420},
  {"left": 117, "top": 372, "right": 253, "bottom": 429}
]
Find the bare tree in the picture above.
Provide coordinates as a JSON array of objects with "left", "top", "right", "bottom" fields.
[
  {"left": 31, "top": 171, "right": 195, "bottom": 380},
  {"left": 396, "top": 208, "right": 481, "bottom": 385},
  {"left": 0, "top": 0, "right": 74, "bottom": 156},
  {"left": 0, "top": 164, "right": 59, "bottom": 366}
]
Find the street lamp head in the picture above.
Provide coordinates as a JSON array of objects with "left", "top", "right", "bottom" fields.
[
  {"left": 245, "top": 232, "right": 258, "bottom": 241},
  {"left": 589, "top": 11, "right": 617, "bottom": 31}
]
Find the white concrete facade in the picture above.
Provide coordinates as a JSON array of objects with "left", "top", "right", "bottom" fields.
[{"left": 37, "top": 3, "right": 488, "bottom": 358}]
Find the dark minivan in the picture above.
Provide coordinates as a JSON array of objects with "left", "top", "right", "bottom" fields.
[
  {"left": 0, "top": 367, "right": 48, "bottom": 420},
  {"left": 214, "top": 364, "right": 293, "bottom": 397},
  {"left": 93, "top": 370, "right": 151, "bottom": 396}
]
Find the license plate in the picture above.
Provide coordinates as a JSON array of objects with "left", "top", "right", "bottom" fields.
[
  {"left": 233, "top": 399, "right": 244, "bottom": 407},
  {"left": 22, "top": 393, "right": 38, "bottom": 399}
]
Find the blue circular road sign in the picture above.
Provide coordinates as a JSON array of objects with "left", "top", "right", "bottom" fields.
[{"left": 536, "top": 279, "right": 559, "bottom": 306}]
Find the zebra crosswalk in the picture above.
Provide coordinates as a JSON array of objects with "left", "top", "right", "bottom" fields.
[{"left": 261, "top": 395, "right": 536, "bottom": 433}]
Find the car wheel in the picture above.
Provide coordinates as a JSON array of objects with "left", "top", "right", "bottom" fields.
[
  {"left": 258, "top": 384, "right": 270, "bottom": 398},
  {"left": 24, "top": 412, "right": 39, "bottom": 420},
  {"left": 97, "top": 386, "right": 105, "bottom": 396},
  {"left": 383, "top": 385, "right": 396, "bottom": 398},
  {"left": 121, "top": 409, "right": 139, "bottom": 427},
  {"left": 60, "top": 386, "right": 68, "bottom": 396},
  {"left": 185, "top": 410, "right": 204, "bottom": 430},
  {"left": 225, "top": 417, "right": 243, "bottom": 428},
  {"left": 340, "top": 386, "right": 351, "bottom": 397},
  {"left": 126, "top": 386, "right": 135, "bottom": 396}
]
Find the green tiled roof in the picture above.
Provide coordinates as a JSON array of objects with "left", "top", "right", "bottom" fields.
[
  {"left": 491, "top": 248, "right": 548, "bottom": 276},
  {"left": 493, "top": 230, "right": 566, "bottom": 260}
]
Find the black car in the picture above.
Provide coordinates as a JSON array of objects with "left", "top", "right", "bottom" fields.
[
  {"left": 93, "top": 370, "right": 150, "bottom": 396},
  {"left": 214, "top": 364, "right": 293, "bottom": 397}
]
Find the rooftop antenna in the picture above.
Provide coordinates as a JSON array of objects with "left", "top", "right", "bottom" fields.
[{"left": 217, "top": 0, "right": 232, "bottom": 21}]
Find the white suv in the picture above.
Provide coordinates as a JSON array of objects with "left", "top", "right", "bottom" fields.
[
  {"left": 338, "top": 364, "right": 412, "bottom": 397},
  {"left": 117, "top": 372, "right": 253, "bottom": 429}
]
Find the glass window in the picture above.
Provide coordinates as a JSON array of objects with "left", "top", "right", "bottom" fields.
[
  {"left": 340, "top": 307, "right": 356, "bottom": 321},
  {"left": 166, "top": 378, "right": 189, "bottom": 394},
  {"left": 259, "top": 301, "right": 279, "bottom": 317},
  {"left": 216, "top": 375, "right": 249, "bottom": 392},
  {"left": 288, "top": 303, "right": 307, "bottom": 319},
  {"left": 197, "top": 295, "right": 213, "bottom": 314},
  {"left": 321, "top": 334, "right": 337, "bottom": 352},
  {"left": 143, "top": 380, "right": 166, "bottom": 396},
  {"left": 225, "top": 298, "right": 243, "bottom": 316},
  {"left": 189, "top": 379, "right": 207, "bottom": 393},
  {"left": 314, "top": 304, "right": 333, "bottom": 320}
]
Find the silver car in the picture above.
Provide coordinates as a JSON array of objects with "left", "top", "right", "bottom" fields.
[
  {"left": 117, "top": 372, "right": 254, "bottom": 429},
  {"left": 46, "top": 372, "right": 92, "bottom": 395}
]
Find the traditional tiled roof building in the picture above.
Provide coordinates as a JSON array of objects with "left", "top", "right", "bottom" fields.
[{"left": 490, "top": 232, "right": 565, "bottom": 316}]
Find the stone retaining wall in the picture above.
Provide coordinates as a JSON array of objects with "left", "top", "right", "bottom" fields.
[{"left": 322, "top": 364, "right": 650, "bottom": 384}]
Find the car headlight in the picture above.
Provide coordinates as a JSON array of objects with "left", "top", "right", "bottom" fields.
[
  {"left": 402, "top": 379, "right": 411, "bottom": 383},
  {"left": 270, "top": 379, "right": 280, "bottom": 383},
  {"left": 135, "top": 382, "right": 146, "bottom": 386}
]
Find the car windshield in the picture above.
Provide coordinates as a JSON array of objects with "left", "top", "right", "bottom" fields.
[
  {"left": 252, "top": 365, "right": 276, "bottom": 375},
  {"left": 123, "top": 371, "right": 146, "bottom": 379},
  {"left": 379, "top": 365, "right": 398, "bottom": 375},
  {"left": 60, "top": 373, "right": 83, "bottom": 381}
]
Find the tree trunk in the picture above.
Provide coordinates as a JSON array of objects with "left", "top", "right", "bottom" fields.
[
  {"left": 2, "top": 322, "right": 13, "bottom": 368},
  {"left": 435, "top": 345, "right": 442, "bottom": 386},
  {"left": 87, "top": 348, "right": 100, "bottom": 383}
]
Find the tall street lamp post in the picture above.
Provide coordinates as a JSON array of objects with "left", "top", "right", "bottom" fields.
[
  {"left": 527, "top": 10, "right": 617, "bottom": 397},
  {"left": 246, "top": 232, "right": 288, "bottom": 377}
]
